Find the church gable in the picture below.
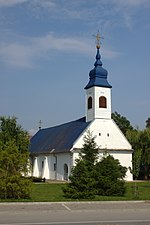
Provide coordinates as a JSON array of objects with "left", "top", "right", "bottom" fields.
[
  {"left": 91, "top": 119, "right": 132, "bottom": 150},
  {"left": 73, "top": 119, "right": 132, "bottom": 151}
]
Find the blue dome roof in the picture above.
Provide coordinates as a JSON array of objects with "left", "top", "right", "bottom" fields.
[{"left": 85, "top": 48, "right": 112, "bottom": 89}]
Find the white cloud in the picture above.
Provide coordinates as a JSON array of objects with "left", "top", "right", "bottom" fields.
[
  {"left": 0, "top": 33, "right": 119, "bottom": 69},
  {"left": 32, "top": 33, "right": 92, "bottom": 54},
  {"left": 23, "top": 0, "right": 150, "bottom": 33},
  {"left": 1, "top": 0, "right": 149, "bottom": 33},
  {"left": 0, "top": 0, "right": 28, "bottom": 7},
  {"left": 0, "top": 42, "right": 35, "bottom": 68}
]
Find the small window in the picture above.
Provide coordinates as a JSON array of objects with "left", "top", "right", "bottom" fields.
[
  {"left": 99, "top": 96, "right": 107, "bottom": 108},
  {"left": 54, "top": 163, "right": 56, "bottom": 171},
  {"left": 99, "top": 133, "right": 101, "bottom": 136},
  {"left": 107, "top": 133, "right": 109, "bottom": 137},
  {"left": 88, "top": 96, "right": 92, "bottom": 109},
  {"left": 42, "top": 161, "right": 44, "bottom": 168}
]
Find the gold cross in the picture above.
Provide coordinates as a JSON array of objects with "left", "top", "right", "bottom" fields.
[{"left": 94, "top": 30, "right": 103, "bottom": 49}]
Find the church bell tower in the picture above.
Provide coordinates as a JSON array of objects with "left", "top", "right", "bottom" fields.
[{"left": 85, "top": 32, "right": 112, "bottom": 122}]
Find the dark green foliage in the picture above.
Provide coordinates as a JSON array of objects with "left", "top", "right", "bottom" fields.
[
  {"left": 111, "top": 112, "right": 150, "bottom": 180},
  {"left": 112, "top": 111, "right": 133, "bottom": 135},
  {"left": 30, "top": 177, "right": 46, "bottom": 182},
  {"left": 0, "top": 174, "right": 31, "bottom": 199},
  {"left": 63, "top": 131, "right": 127, "bottom": 199},
  {"left": 0, "top": 116, "right": 31, "bottom": 199},
  {"left": 126, "top": 128, "right": 150, "bottom": 180},
  {"left": 79, "top": 131, "right": 99, "bottom": 165},
  {"left": 63, "top": 160, "right": 97, "bottom": 199},
  {"left": 146, "top": 117, "right": 150, "bottom": 128},
  {"left": 95, "top": 155, "right": 127, "bottom": 196}
]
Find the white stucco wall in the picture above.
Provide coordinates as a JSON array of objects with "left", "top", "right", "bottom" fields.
[
  {"left": 55, "top": 153, "right": 73, "bottom": 180},
  {"left": 73, "top": 119, "right": 132, "bottom": 150},
  {"left": 32, "top": 153, "right": 73, "bottom": 180},
  {"left": 32, "top": 155, "right": 45, "bottom": 178},
  {"left": 110, "top": 151, "right": 133, "bottom": 181},
  {"left": 86, "top": 86, "right": 111, "bottom": 122}
]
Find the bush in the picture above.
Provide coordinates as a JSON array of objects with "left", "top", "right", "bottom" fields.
[
  {"left": 30, "top": 177, "right": 46, "bottom": 183},
  {"left": 0, "top": 175, "right": 31, "bottom": 199}
]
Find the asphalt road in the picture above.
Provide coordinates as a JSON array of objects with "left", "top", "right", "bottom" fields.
[{"left": 0, "top": 201, "right": 150, "bottom": 225}]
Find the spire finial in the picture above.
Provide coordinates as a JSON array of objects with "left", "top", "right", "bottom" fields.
[
  {"left": 94, "top": 30, "right": 103, "bottom": 49},
  {"left": 39, "top": 120, "right": 42, "bottom": 130}
]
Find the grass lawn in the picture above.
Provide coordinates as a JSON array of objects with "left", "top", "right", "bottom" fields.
[
  {"left": 30, "top": 181, "right": 150, "bottom": 202},
  {"left": 0, "top": 181, "right": 150, "bottom": 202},
  {"left": 31, "top": 183, "right": 67, "bottom": 202}
]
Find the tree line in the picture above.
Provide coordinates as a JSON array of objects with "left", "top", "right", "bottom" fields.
[{"left": 112, "top": 112, "right": 150, "bottom": 180}]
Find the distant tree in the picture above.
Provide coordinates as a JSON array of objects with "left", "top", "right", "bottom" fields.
[
  {"left": 112, "top": 112, "right": 133, "bottom": 135},
  {"left": 63, "top": 131, "right": 127, "bottom": 199},
  {"left": 139, "top": 129, "right": 150, "bottom": 179},
  {"left": 146, "top": 117, "right": 150, "bottom": 128},
  {"left": 126, "top": 128, "right": 150, "bottom": 180},
  {"left": 126, "top": 129, "right": 142, "bottom": 179},
  {"left": 0, "top": 116, "right": 31, "bottom": 199}
]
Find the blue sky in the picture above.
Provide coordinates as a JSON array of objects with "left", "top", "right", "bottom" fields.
[{"left": 0, "top": 0, "right": 150, "bottom": 134}]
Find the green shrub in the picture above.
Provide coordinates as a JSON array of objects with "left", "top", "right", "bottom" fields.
[{"left": 63, "top": 132, "right": 127, "bottom": 199}]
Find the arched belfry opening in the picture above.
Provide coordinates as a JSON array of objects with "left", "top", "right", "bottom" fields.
[
  {"left": 88, "top": 96, "right": 92, "bottom": 109},
  {"left": 99, "top": 96, "right": 107, "bottom": 108}
]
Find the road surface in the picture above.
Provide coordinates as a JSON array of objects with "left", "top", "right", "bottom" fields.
[{"left": 0, "top": 201, "right": 150, "bottom": 225}]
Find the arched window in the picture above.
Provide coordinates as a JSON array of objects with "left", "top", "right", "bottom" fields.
[
  {"left": 99, "top": 96, "right": 107, "bottom": 108},
  {"left": 64, "top": 164, "right": 68, "bottom": 180},
  {"left": 88, "top": 96, "right": 92, "bottom": 109}
]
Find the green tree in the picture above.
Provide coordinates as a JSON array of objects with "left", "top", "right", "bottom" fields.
[
  {"left": 146, "top": 118, "right": 150, "bottom": 128},
  {"left": 112, "top": 111, "right": 133, "bottom": 135},
  {"left": 139, "top": 129, "right": 150, "bottom": 179},
  {"left": 79, "top": 130, "right": 99, "bottom": 166},
  {"left": 126, "top": 129, "right": 141, "bottom": 179},
  {"left": 126, "top": 128, "right": 150, "bottom": 180},
  {"left": 63, "top": 160, "right": 97, "bottom": 199},
  {"left": 63, "top": 130, "right": 98, "bottom": 199},
  {"left": 63, "top": 131, "right": 127, "bottom": 199},
  {"left": 95, "top": 155, "right": 127, "bottom": 196},
  {"left": 0, "top": 116, "right": 31, "bottom": 199}
]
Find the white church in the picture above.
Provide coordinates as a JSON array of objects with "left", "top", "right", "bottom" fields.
[{"left": 30, "top": 35, "right": 133, "bottom": 181}]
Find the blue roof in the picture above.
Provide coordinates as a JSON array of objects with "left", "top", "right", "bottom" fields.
[
  {"left": 30, "top": 117, "right": 90, "bottom": 154},
  {"left": 85, "top": 48, "right": 112, "bottom": 89}
]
